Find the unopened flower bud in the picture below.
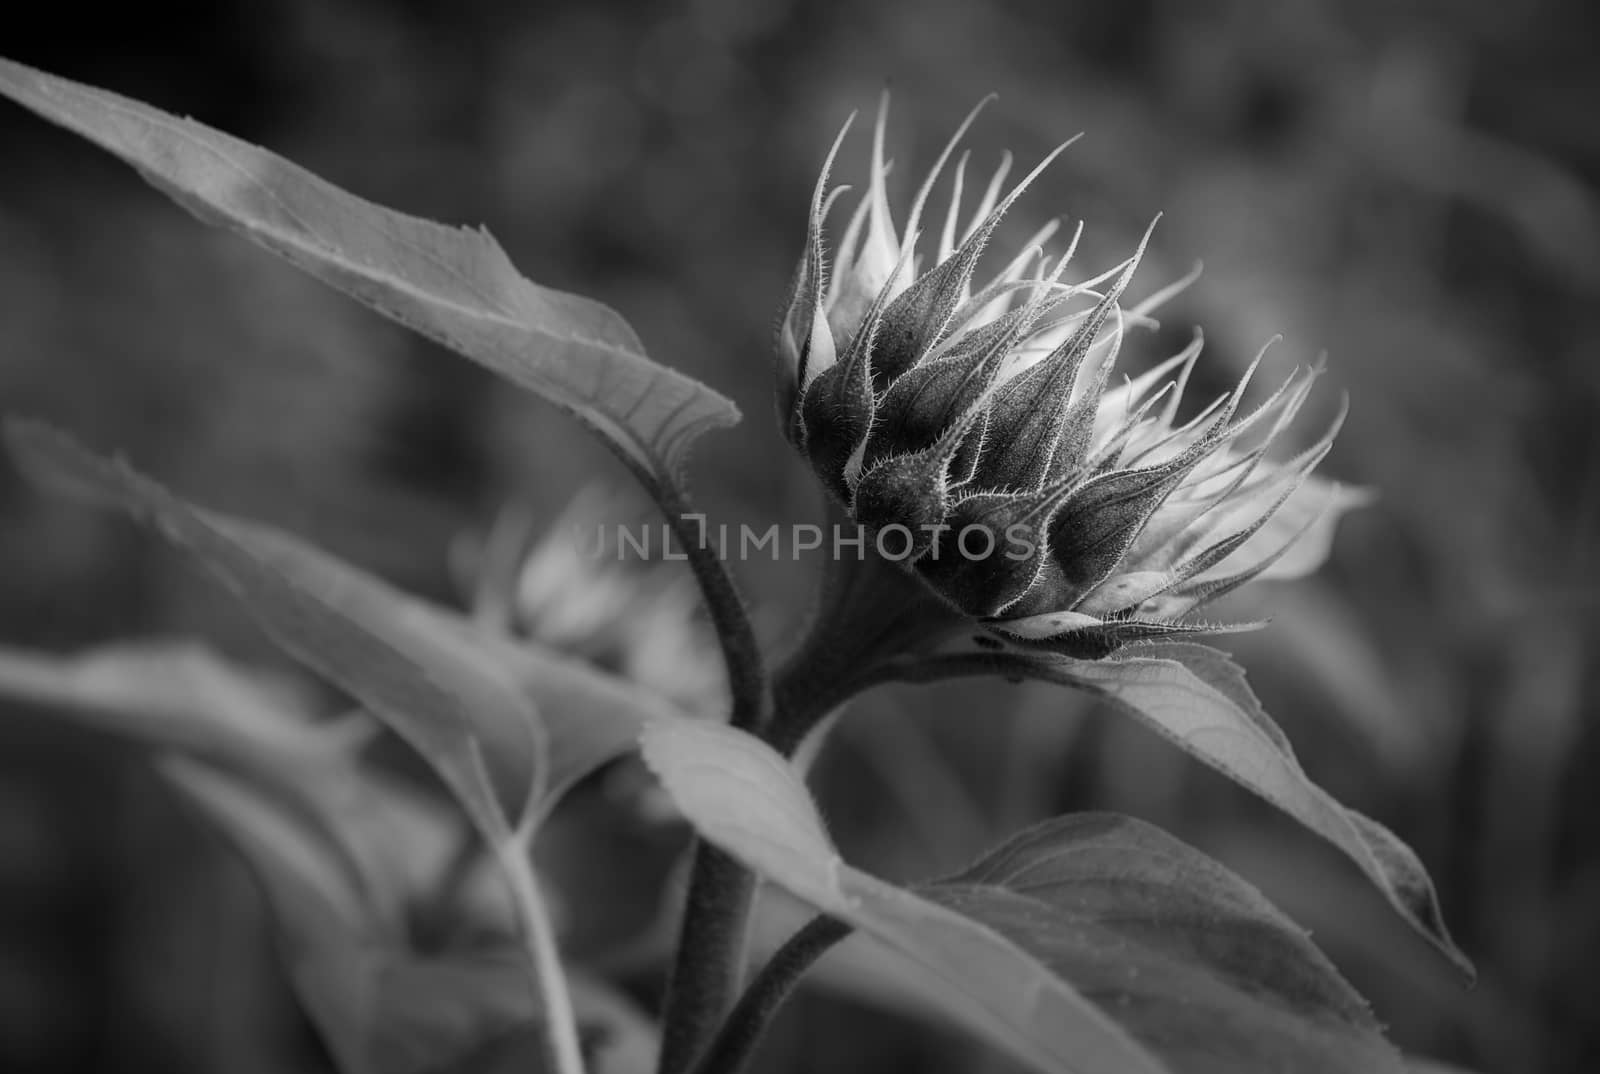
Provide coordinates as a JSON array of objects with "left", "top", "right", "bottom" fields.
[{"left": 775, "top": 98, "right": 1368, "bottom": 658}]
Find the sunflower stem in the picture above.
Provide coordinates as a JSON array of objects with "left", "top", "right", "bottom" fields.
[
  {"left": 690, "top": 915, "right": 853, "bottom": 1074},
  {"left": 653, "top": 483, "right": 771, "bottom": 1074},
  {"left": 657, "top": 844, "right": 760, "bottom": 1074},
  {"left": 657, "top": 484, "right": 767, "bottom": 735}
]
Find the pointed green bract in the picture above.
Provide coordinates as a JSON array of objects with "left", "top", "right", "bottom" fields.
[
  {"left": 864, "top": 303, "right": 1036, "bottom": 469},
  {"left": 852, "top": 434, "right": 970, "bottom": 556},
  {"left": 918, "top": 486, "right": 1062, "bottom": 616},
  {"left": 0, "top": 57, "right": 738, "bottom": 494},
  {"left": 971, "top": 260, "right": 1138, "bottom": 493},
  {"left": 1049, "top": 463, "right": 1197, "bottom": 590}
]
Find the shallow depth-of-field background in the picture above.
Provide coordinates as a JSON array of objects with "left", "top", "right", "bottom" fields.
[{"left": 2, "top": 1, "right": 1597, "bottom": 1072}]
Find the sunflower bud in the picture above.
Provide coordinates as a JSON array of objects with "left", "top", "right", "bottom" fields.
[{"left": 776, "top": 99, "right": 1368, "bottom": 658}]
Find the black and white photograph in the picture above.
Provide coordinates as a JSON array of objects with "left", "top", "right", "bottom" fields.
[{"left": 1, "top": 2, "right": 1596, "bottom": 1072}]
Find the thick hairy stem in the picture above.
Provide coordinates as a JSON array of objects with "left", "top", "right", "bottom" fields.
[
  {"left": 691, "top": 915, "right": 853, "bottom": 1074},
  {"left": 657, "top": 642, "right": 854, "bottom": 1074},
  {"left": 656, "top": 845, "right": 759, "bottom": 1074},
  {"left": 767, "top": 524, "right": 965, "bottom": 753},
  {"left": 658, "top": 495, "right": 960, "bottom": 1071},
  {"left": 656, "top": 484, "right": 767, "bottom": 734},
  {"left": 767, "top": 639, "right": 864, "bottom": 757},
  {"left": 653, "top": 487, "right": 771, "bottom": 1073}
]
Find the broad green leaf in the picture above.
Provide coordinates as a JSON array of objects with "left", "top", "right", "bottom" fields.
[
  {"left": 221, "top": 518, "right": 671, "bottom": 812},
  {"left": 642, "top": 719, "right": 1164, "bottom": 1074},
  {"left": 216, "top": 519, "right": 673, "bottom": 809},
  {"left": 920, "top": 814, "right": 1401, "bottom": 1074},
  {"left": 755, "top": 892, "right": 1467, "bottom": 1074},
  {"left": 647, "top": 720, "right": 1404, "bottom": 1073},
  {"left": 225, "top": 511, "right": 680, "bottom": 808},
  {"left": 7, "top": 421, "right": 541, "bottom": 841},
  {"left": 931, "top": 638, "right": 1472, "bottom": 979},
  {"left": 0, "top": 57, "right": 738, "bottom": 489}
]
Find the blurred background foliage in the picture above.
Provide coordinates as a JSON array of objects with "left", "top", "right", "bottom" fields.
[{"left": 2, "top": 0, "right": 1597, "bottom": 1071}]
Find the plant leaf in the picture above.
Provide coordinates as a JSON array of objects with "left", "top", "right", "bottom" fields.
[
  {"left": 6, "top": 420, "right": 542, "bottom": 841},
  {"left": 228, "top": 523, "right": 673, "bottom": 810},
  {"left": 919, "top": 813, "right": 1402, "bottom": 1074},
  {"left": 648, "top": 720, "right": 1407, "bottom": 1073},
  {"left": 1052, "top": 643, "right": 1471, "bottom": 979},
  {"left": 925, "top": 639, "right": 1473, "bottom": 980},
  {"left": 643, "top": 719, "right": 1165, "bottom": 1074},
  {"left": 0, "top": 57, "right": 738, "bottom": 490},
  {"left": 222, "top": 518, "right": 669, "bottom": 814}
]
